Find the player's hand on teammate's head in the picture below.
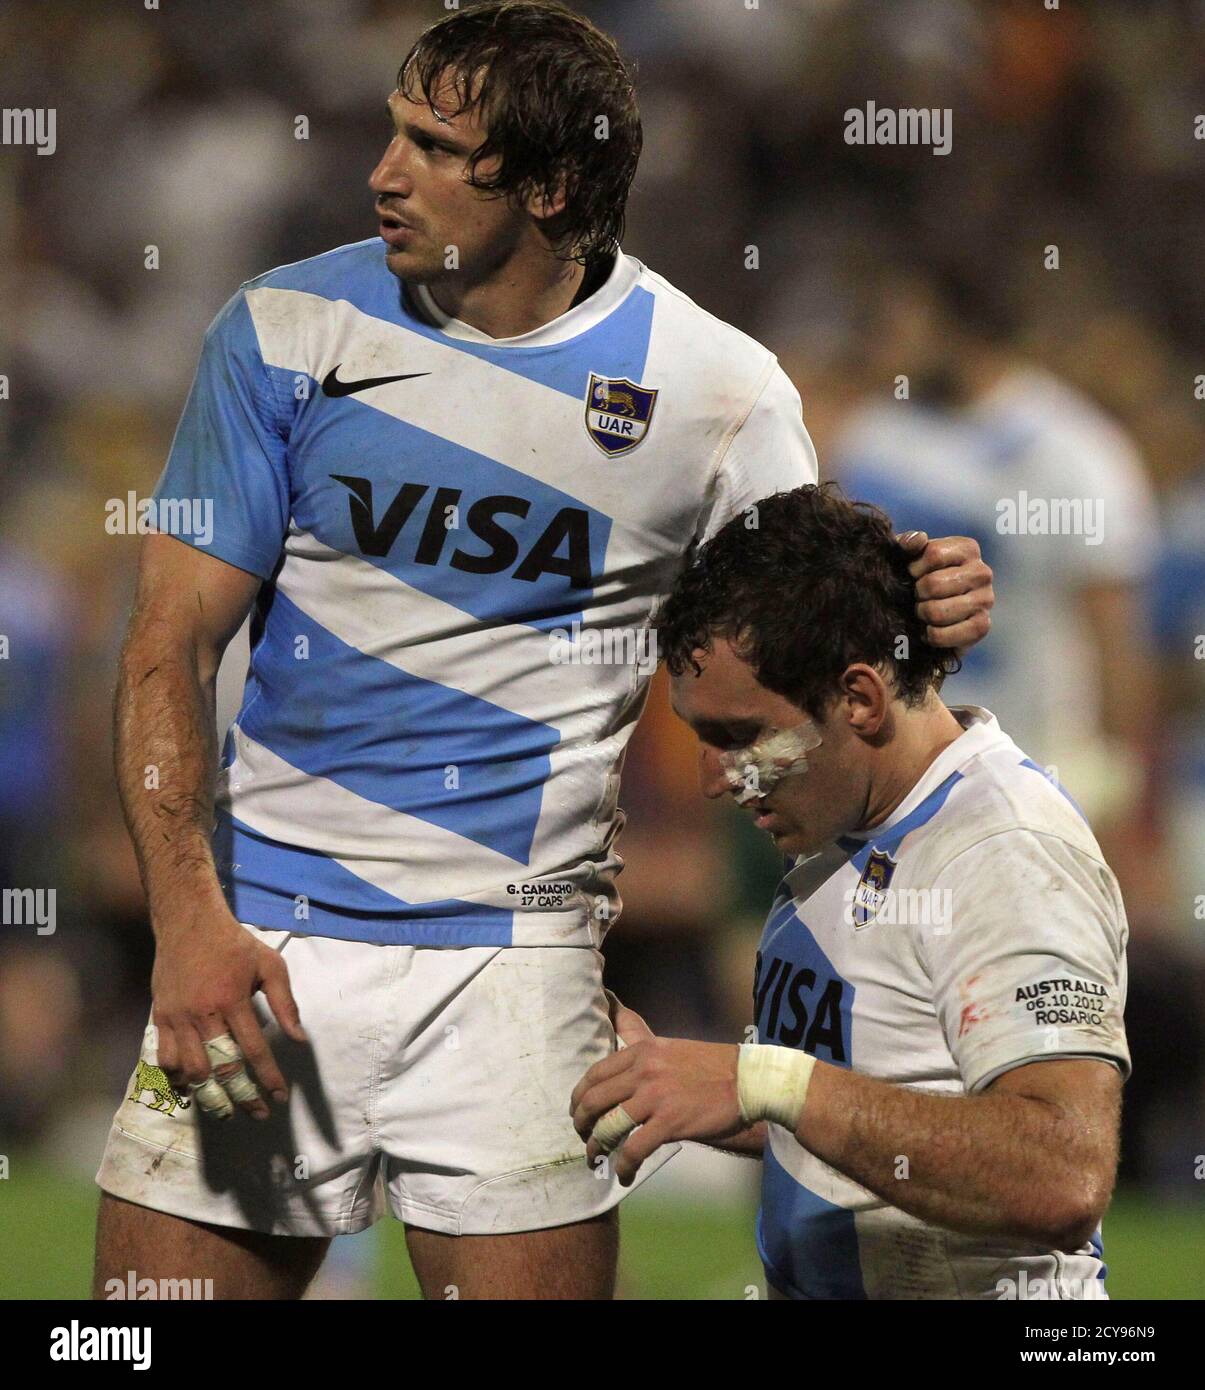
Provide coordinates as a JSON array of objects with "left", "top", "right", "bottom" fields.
[
  {"left": 149, "top": 910, "right": 307, "bottom": 1122},
  {"left": 895, "top": 530, "right": 994, "bottom": 654}
]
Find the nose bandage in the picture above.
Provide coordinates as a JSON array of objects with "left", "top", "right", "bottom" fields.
[{"left": 718, "top": 721, "right": 822, "bottom": 805}]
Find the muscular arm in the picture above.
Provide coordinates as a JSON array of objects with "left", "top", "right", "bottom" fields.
[
  {"left": 115, "top": 533, "right": 303, "bottom": 1112},
  {"left": 573, "top": 1042, "right": 1120, "bottom": 1250},
  {"left": 115, "top": 532, "right": 259, "bottom": 926},
  {"left": 796, "top": 1057, "right": 1121, "bottom": 1249}
]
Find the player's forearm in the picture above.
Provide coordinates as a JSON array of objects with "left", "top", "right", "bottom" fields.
[
  {"left": 795, "top": 1063, "right": 1109, "bottom": 1248},
  {"left": 707, "top": 1122, "right": 766, "bottom": 1158},
  {"left": 114, "top": 615, "right": 226, "bottom": 933}
]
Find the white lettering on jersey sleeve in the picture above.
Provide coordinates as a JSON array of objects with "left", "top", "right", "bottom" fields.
[
  {"left": 918, "top": 828, "right": 1131, "bottom": 1092},
  {"left": 696, "top": 362, "right": 818, "bottom": 545}
]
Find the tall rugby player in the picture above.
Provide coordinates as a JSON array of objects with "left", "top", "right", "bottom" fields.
[{"left": 94, "top": 2, "right": 993, "bottom": 1299}]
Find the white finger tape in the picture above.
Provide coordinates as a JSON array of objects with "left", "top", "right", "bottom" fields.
[
  {"left": 191, "top": 1076, "right": 234, "bottom": 1119},
  {"left": 203, "top": 1033, "right": 243, "bottom": 1069},
  {"left": 593, "top": 1104, "right": 637, "bottom": 1155},
  {"left": 221, "top": 1067, "right": 261, "bottom": 1105},
  {"left": 202, "top": 1032, "right": 261, "bottom": 1107}
]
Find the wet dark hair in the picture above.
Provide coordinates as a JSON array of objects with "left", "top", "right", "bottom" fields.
[
  {"left": 398, "top": 0, "right": 641, "bottom": 265},
  {"left": 660, "top": 483, "right": 959, "bottom": 719}
]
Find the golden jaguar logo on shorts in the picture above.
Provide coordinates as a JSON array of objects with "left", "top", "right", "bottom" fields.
[{"left": 128, "top": 1059, "right": 191, "bottom": 1115}]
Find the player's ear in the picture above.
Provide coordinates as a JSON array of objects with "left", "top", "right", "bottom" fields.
[
  {"left": 840, "top": 664, "right": 890, "bottom": 738},
  {"left": 527, "top": 177, "right": 569, "bottom": 223}
]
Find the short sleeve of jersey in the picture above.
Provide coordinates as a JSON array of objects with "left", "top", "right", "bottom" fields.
[
  {"left": 696, "top": 362, "right": 818, "bottom": 545},
  {"left": 918, "top": 829, "right": 1130, "bottom": 1092},
  {"left": 152, "top": 289, "right": 291, "bottom": 580}
]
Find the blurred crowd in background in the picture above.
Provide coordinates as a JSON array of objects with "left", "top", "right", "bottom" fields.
[{"left": 1, "top": 0, "right": 1203, "bottom": 1226}]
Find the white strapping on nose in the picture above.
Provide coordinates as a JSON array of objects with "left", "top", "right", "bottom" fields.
[{"left": 718, "top": 721, "right": 823, "bottom": 806}]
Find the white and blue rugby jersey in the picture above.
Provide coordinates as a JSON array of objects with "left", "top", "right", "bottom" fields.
[
  {"left": 154, "top": 240, "right": 816, "bottom": 946},
  {"left": 754, "top": 707, "right": 1130, "bottom": 1300}
]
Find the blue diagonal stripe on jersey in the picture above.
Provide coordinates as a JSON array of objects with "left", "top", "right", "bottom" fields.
[
  {"left": 758, "top": 1145, "right": 868, "bottom": 1300},
  {"left": 754, "top": 898, "right": 864, "bottom": 1298},
  {"left": 235, "top": 588, "right": 557, "bottom": 861},
  {"left": 254, "top": 239, "right": 655, "bottom": 399},
  {"left": 259, "top": 237, "right": 656, "bottom": 400},
  {"left": 289, "top": 402, "right": 611, "bottom": 633},
  {"left": 398, "top": 282, "right": 655, "bottom": 399},
  {"left": 1018, "top": 757, "right": 1089, "bottom": 822},
  {"left": 213, "top": 809, "right": 514, "bottom": 946},
  {"left": 834, "top": 769, "right": 964, "bottom": 871}
]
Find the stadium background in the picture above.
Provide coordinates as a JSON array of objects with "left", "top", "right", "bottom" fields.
[{"left": 1, "top": 0, "right": 1202, "bottom": 1298}]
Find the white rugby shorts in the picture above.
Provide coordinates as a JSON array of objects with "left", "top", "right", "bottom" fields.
[{"left": 97, "top": 926, "right": 673, "bottom": 1236}]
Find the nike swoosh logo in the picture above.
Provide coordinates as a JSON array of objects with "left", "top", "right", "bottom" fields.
[{"left": 321, "top": 365, "right": 431, "bottom": 397}]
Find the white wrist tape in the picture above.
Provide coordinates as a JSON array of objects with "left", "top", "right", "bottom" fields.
[{"left": 737, "top": 1045, "right": 816, "bottom": 1129}]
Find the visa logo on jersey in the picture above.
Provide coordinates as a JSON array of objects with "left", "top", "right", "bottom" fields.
[
  {"left": 330, "top": 475, "right": 592, "bottom": 586},
  {"left": 753, "top": 950, "right": 849, "bottom": 1063}
]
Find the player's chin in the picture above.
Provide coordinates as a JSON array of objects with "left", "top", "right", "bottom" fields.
[
  {"left": 769, "top": 825, "right": 807, "bottom": 855},
  {"left": 382, "top": 244, "right": 434, "bottom": 279}
]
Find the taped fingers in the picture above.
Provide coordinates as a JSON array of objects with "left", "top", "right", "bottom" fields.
[
  {"left": 190, "top": 1075, "right": 234, "bottom": 1120},
  {"left": 224, "top": 1003, "right": 289, "bottom": 1104},
  {"left": 197, "top": 1032, "right": 266, "bottom": 1119},
  {"left": 202, "top": 1032, "right": 242, "bottom": 1069},
  {"left": 592, "top": 1104, "right": 637, "bottom": 1155}
]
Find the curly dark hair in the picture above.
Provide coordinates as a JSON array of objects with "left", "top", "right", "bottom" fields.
[
  {"left": 660, "top": 484, "right": 959, "bottom": 718},
  {"left": 398, "top": 0, "right": 641, "bottom": 265}
]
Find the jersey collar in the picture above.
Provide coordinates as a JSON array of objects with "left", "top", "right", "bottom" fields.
[
  {"left": 407, "top": 252, "right": 640, "bottom": 348},
  {"left": 838, "top": 705, "right": 1009, "bottom": 847}
]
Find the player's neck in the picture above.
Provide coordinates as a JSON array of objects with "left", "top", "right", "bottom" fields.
[
  {"left": 422, "top": 244, "right": 588, "bottom": 340},
  {"left": 860, "top": 701, "right": 967, "bottom": 832}
]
